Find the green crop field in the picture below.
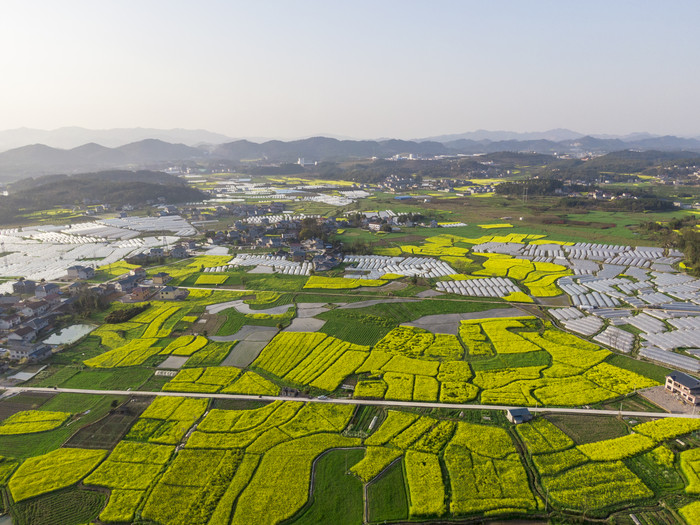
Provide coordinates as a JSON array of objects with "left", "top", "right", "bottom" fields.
[
  {"left": 544, "top": 414, "right": 630, "bottom": 444},
  {"left": 0, "top": 393, "right": 54, "bottom": 421},
  {"left": 9, "top": 487, "right": 105, "bottom": 525},
  {"left": 367, "top": 459, "right": 409, "bottom": 522},
  {"left": 607, "top": 354, "right": 672, "bottom": 383},
  {"left": 59, "top": 367, "right": 152, "bottom": 390},
  {"left": 290, "top": 448, "right": 365, "bottom": 524},
  {"left": 24, "top": 366, "right": 81, "bottom": 387},
  {"left": 0, "top": 394, "right": 125, "bottom": 458},
  {"left": 64, "top": 397, "right": 151, "bottom": 449}
]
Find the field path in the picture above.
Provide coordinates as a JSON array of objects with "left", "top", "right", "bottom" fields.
[
  {"left": 4, "top": 386, "right": 697, "bottom": 419},
  {"left": 205, "top": 299, "right": 294, "bottom": 316},
  {"left": 402, "top": 306, "right": 527, "bottom": 334}
]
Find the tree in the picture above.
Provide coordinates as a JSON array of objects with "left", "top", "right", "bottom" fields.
[{"left": 72, "top": 289, "right": 107, "bottom": 318}]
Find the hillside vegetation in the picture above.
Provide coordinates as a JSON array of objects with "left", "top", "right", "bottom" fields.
[{"left": 0, "top": 170, "right": 206, "bottom": 223}]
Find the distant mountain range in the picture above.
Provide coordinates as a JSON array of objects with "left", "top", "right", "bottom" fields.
[
  {"left": 418, "top": 129, "right": 585, "bottom": 142},
  {"left": 0, "top": 127, "right": 234, "bottom": 151},
  {"left": 0, "top": 139, "right": 203, "bottom": 179},
  {"left": 3, "top": 130, "right": 700, "bottom": 180},
  {"left": 415, "top": 129, "right": 673, "bottom": 143}
]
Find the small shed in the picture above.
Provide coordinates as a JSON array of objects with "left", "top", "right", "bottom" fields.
[{"left": 506, "top": 408, "right": 532, "bottom": 424}]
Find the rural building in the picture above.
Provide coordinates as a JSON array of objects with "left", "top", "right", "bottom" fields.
[
  {"left": 152, "top": 272, "right": 172, "bottom": 285},
  {"left": 35, "top": 283, "right": 60, "bottom": 298},
  {"left": 12, "top": 280, "right": 36, "bottom": 294},
  {"left": 25, "top": 317, "right": 50, "bottom": 332},
  {"left": 290, "top": 249, "right": 306, "bottom": 262},
  {"left": 67, "top": 265, "right": 95, "bottom": 280},
  {"left": 129, "top": 287, "right": 153, "bottom": 302},
  {"left": 0, "top": 314, "right": 21, "bottom": 330},
  {"left": 42, "top": 293, "right": 62, "bottom": 306},
  {"left": 170, "top": 245, "right": 189, "bottom": 259},
  {"left": 665, "top": 372, "right": 700, "bottom": 405},
  {"left": 19, "top": 300, "right": 50, "bottom": 317},
  {"left": 7, "top": 326, "right": 37, "bottom": 344},
  {"left": 66, "top": 282, "right": 87, "bottom": 296},
  {"left": 91, "top": 283, "right": 115, "bottom": 296},
  {"left": 4, "top": 343, "right": 52, "bottom": 362},
  {"left": 158, "top": 286, "right": 189, "bottom": 301},
  {"left": 312, "top": 254, "right": 341, "bottom": 272},
  {"left": 115, "top": 277, "right": 138, "bottom": 292},
  {"left": 129, "top": 267, "right": 147, "bottom": 279},
  {"left": 505, "top": 408, "right": 532, "bottom": 424}
]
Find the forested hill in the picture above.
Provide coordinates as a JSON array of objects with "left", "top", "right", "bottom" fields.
[
  {"left": 3, "top": 134, "right": 700, "bottom": 179},
  {"left": 9, "top": 170, "right": 188, "bottom": 191},
  {"left": 0, "top": 170, "right": 206, "bottom": 223}
]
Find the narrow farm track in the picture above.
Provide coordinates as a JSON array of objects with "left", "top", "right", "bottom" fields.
[{"left": 5, "top": 386, "right": 699, "bottom": 419}]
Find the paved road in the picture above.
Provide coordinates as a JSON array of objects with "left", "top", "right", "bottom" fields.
[{"left": 5, "top": 386, "right": 699, "bottom": 419}]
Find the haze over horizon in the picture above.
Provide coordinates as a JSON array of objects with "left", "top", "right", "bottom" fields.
[{"left": 2, "top": 0, "right": 700, "bottom": 139}]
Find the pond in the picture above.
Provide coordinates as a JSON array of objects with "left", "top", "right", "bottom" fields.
[{"left": 43, "top": 324, "right": 96, "bottom": 345}]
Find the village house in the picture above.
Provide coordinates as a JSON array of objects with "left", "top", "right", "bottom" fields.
[
  {"left": 129, "top": 286, "right": 153, "bottom": 302},
  {"left": 301, "top": 238, "right": 326, "bottom": 252},
  {"left": 115, "top": 276, "right": 138, "bottom": 293},
  {"left": 152, "top": 272, "right": 172, "bottom": 285},
  {"left": 290, "top": 248, "right": 306, "bottom": 262},
  {"left": 256, "top": 236, "right": 282, "bottom": 249},
  {"left": 90, "top": 283, "right": 116, "bottom": 296},
  {"left": 4, "top": 342, "right": 52, "bottom": 362},
  {"left": 665, "top": 372, "right": 700, "bottom": 405},
  {"left": 0, "top": 314, "right": 21, "bottom": 330},
  {"left": 312, "top": 254, "right": 341, "bottom": 272},
  {"left": 158, "top": 286, "right": 189, "bottom": 301},
  {"left": 7, "top": 325, "right": 37, "bottom": 344},
  {"left": 35, "top": 283, "right": 60, "bottom": 298},
  {"left": 169, "top": 245, "right": 189, "bottom": 259},
  {"left": 0, "top": 296, "right": 20, "bottom": 307},
  {"left": 66, "top": 282, "right": 87, "bottom": 296},
  {"left": 42, "top": 293, "right": 62, "bottom": 306},
  {"left": 12, "top": 280, "right": 36, "bottom": 295},
  {"left": 67, "top": 265, "right": 95, "bottom": 280},
  {"left": 19, "top": 300, "right": 50, "bottom": 318},
  {"left": 129, "top": 267, "right": 147, "bottom": 279},
  {"left": 25, "top": 317, "right": 50, "bottom": 332}
]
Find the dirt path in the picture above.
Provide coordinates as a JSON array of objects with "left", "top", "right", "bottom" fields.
[{"left": 402, "top": 306, "right": 528, "bottom": 334}]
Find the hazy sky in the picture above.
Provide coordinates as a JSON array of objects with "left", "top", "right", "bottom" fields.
[{"left": 2, "top": 0, "right": 699, "bottom": 139}]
